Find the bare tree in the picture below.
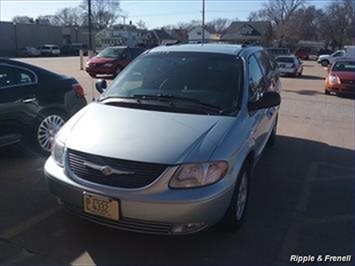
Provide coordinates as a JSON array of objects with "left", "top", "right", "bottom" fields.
[
  {"left": 80, "top": 0, "right": 121, "bottom": 29},
  {"left": 54, "top": 7, "right": 81, "bottom": 26},
  {"left": 36, "top": 15, "right": 60, "bottom": 26},
  {"left": 136, "top": 20, "right": 147, "bottom": 30},
  {"left": 284, "top": 5, "right": 325, "bottom": 45},
  {"left": 12, "top": 16, "right": 34, "bottom": 24},
  {"left": 176, "top": 20, "right": 201, "bottom": 31},
  {"left": 259, "top": 0, "right": 307, "bottom": 46},
  {"left": 206, "top": 18, "right": 232, "bottom": 34},
  {"left": 324, "top": 0, "right": 354, "bottom": 49}
]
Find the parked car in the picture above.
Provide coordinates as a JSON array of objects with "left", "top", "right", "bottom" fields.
[
  {"left": 61, "top": 43, "right": 88, "bottom": 56},
  {"left": 325, "top": 59, "right": 355, "bottom": 96},
  {"left": 275, "top": 55, "right": 303, "bottom": 77},
  {"left": 45, "top": 44, "right": 281, "bottom": 235},
  {"left": 16, "top": 47, "right": 41, "bottom": 57},
  {"left": 0, "top": 58, "right": 87, "bottom": 153},
  {"left": 85, "top": 46, "right": 146, "bottom": 78},
  {"left": 317, "top": 49, "right": 352, "bottom": 66},
  {"left": 295, "top": 47, "right": 318, "bottom": 60},
  {"left": 39, "top": 45, "right": 61, "bottom": 56}
]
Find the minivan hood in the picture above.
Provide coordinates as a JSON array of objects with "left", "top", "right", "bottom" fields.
[
  {"left": 63, "top": 103, "right": 235, "bottom": 165},
  {"left": 89, "top": 57, "right": 117, "bottom": 64}
]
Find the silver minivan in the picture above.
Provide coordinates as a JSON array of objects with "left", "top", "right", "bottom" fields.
[{"left": 45, "top": 44, "right": 281, "bottom": 234}]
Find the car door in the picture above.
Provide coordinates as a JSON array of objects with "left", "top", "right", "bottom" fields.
[{"left": 0, "top": 64, "right": 40, "bottom": 141}]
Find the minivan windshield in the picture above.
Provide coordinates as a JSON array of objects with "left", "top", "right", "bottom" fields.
[
  {"left": 103, "top": 52, "right": 243, "bottom": 112},
  {"left": 97, "top": 48, "right": 124, "bottom": 58},
  {"left": 332, "top": 61, "right": 355, "bottom": 72}
]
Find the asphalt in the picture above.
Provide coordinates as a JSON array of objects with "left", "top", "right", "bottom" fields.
[{"left": 0, "top": 58, "right": 354, "bottom": 265}]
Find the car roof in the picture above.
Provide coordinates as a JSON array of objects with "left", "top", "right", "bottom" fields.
[
  {"left": 147, "top": 44, "right": 254, "bottom": 56},
  {"left": 0, "top": 57, "right": 61, "bottom": 77}
]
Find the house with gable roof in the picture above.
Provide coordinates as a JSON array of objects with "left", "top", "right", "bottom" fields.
[{"left": 221, "top": 21, "right": 273, "bottom": 46}]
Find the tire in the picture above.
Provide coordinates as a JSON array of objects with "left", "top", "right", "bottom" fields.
[
  {"left": 321, "top": 60, "right": 329, "bottom": 67},
  {"left": 267, "top": 115, "right": 278, "bottom": 147},
  {"left": 325, "top": 89, "right": 330, "bottom": 95},
  {"left": 218, "top": 163, "right": 250, "bottom": 232},
  {"left": 89, "top": 73, "right": 96, "bottom": 78},
  {"left": 32, "top": 110, "right": 67, "bottom": 155}
]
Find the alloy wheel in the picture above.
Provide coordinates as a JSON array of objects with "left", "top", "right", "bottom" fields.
[{"left": 37, "top": 115, "right": 65, "bottom": 152}]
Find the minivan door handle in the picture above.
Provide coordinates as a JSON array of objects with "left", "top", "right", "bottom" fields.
[{"left": 22, "top": 96, "right": 37, "bottom": 103}]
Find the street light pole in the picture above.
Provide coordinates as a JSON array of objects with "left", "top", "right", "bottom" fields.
[
  {"left": 88, "top": 0, "right": 92, "bottom": 50},
  {"left": 202, "top": 0, "right": 205, "bottom": 44}
]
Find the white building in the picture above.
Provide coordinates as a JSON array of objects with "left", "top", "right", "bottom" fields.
[
  {"left": 96, "top": 23, "right": 142, "bottom": 48},
  {"left": 188, "top": 26, "right": 221, "bottom": 44}
]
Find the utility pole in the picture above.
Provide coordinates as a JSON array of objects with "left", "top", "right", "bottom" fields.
[
  {"left": 88, "top": 0, "right": 92, "bottom": 50},
  {"left": 202, "top": 0, "right": 205, "bottom": 44}
]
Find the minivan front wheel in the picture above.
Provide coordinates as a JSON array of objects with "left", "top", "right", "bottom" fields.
[{"left": 218, "top": 165, "right": 249, "bottom": 231}]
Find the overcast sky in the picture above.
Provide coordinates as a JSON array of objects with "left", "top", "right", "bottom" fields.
[{"left": 1, "top": 0, "right": 330, "bottom": 29}]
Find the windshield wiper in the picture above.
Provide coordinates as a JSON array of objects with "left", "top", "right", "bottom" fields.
[{"left": 133, "top": 94, "right": 223, "bottom": 113}]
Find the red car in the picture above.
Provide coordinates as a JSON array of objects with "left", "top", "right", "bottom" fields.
[
  {"left": 86, "top": 46, "right": 145, "bottom": 78},
  {"left": 325, "top": 59, "right": 355, "bottom": 95}
]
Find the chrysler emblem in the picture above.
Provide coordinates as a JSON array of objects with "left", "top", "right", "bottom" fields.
[
  {"left": 83, "top": 162, "right": 135, "bottom": 176},
  {"left": 101, "top": 166, "right": 113, "bottom": 176}
]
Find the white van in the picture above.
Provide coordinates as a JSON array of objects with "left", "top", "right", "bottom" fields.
[
  {"left": 317, "top": 46, "right": 355, "bottom": 66},
  {"left": 39, "top": 44, "right": 60, "bottom": 56}
]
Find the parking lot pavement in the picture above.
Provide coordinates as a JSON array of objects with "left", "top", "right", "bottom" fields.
[{"left": 1, "top": 58, "right": 354, "bottom": 265}]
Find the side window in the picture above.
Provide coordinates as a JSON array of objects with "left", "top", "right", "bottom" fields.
[
  {"left": 0, "top": 66, "right": 36, "bottom": 86},
  {"left": 248, "top": 55, "right": 264, "bottom": 101},
  {"left": 255, "top": 51, "right": 272, "bottom": 75},
  {"left": 0, "top": 65, "right": 14, "bottom": 87}
]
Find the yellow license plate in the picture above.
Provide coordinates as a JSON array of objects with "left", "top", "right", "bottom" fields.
[{"left": 83, "top": 193, "right": 119, "bottom": 221}]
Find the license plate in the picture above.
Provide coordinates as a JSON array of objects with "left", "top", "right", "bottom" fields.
[{"left": 83, "top": 192, "right": 119, "bottom": 221}]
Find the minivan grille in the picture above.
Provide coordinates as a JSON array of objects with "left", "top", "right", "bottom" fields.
[{"left": 67, "top": 149, "right": 168, "bottom": 189}]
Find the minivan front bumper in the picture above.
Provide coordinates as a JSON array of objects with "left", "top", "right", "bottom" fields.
[{"left": 44, "top": 157, "right": 234, "bottom": 235}]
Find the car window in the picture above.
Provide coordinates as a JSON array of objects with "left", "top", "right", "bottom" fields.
[
  {"left": 248, "top": 55, "right": 264, "bottom": 101},
  {"left": 0, "top": 65, "right": 36, "bottom": 87},
  {"left": 106, "top": 52, "right": 243, "bottom": 110},
  {"left": 255, "top": 51, "right": 272, "bottom": 75},
  {"left": 332, "top": 61, "right": 355, "bottom": 72},
  {"left": 0, "top": 65, "right": 14, "bottom": 87},
  {"left": 276, "top": 57, "right": 294, "bottom": 63}
]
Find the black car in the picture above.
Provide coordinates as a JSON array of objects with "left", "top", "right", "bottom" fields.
[{"left": 0, "top": 58, "right": 87, "bottom": 154}]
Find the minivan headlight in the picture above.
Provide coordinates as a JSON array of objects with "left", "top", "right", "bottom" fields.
[
  {"left": 170, "top": 161, "right": 228, "bottom": 188},
  {"left": 51, "top": 138, "right": 65, "bottom": 167}
]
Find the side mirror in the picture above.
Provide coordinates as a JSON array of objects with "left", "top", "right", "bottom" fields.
[
  {"left": 248, "top": 91, "right": 281, "bottom": 111},
  {"left": 95, "top": 79, "right": 107, "bottom": 94}
]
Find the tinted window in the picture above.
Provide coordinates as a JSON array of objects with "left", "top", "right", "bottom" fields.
[
  {"left": 332, "top": 61, "right": 355, "bottom": 72},
  {"left": 106, "top": 52, "right": 243, "bottom": 110},
  {"left": 0, "top": 65, "right": 35, "bottom": 87},
  {"left": 248, "top": 55, "right": 264, "bottom": 101},
  {"left": 0, "top": 65, "right": 14, "bottom": 87}
]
